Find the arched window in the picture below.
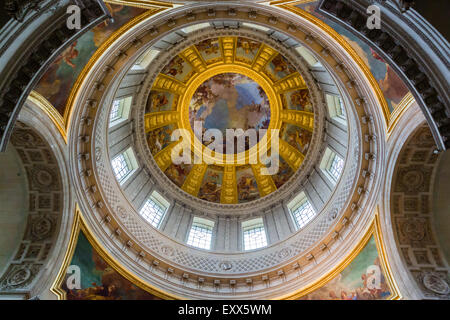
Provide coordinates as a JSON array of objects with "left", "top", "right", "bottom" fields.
[
  {"left": 296, "top": 45, "right": 323, "bottom": 67},
  {"left": 242, "top": 22, "right": 270, "bottom": 32},
  {"left": 132, "top": 49, "right": 160, "bottom": 70},
  {"left": 181, "top": 22, "right": 210, "bottom": 34}
]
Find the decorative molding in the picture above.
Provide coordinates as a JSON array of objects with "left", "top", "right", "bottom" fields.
[
  {"left": 317, "top": 0, "right": 450, "bottom": 151},
  {"left": 389, "top": 124, "right": 449, "bottom": 299},
  {"left": 0, "top": 0, "right": 111, "bottom": 152},
  {"left": 277, "top": 3, "right": 392, "bottom": 129},
  {"left": 133, "top": 28, "right": 327, "bottom": 214},
  {"left": 387, "top": 92, "right": 415, "bottom": 137},
  {"left": 0, "top": 122, "right": 63, "bottom": 296},
  {"left": 4, "top": 0, "right": 43, "bottom": 22},
  {"left": 28, "top": 91, "right": 67, "bottom": 143},
  {"left": 103, "top": 0, "right": 173, "bottom": 9},
  {"left": 63, "top": 8, "right": 165, "bottom": 130}
]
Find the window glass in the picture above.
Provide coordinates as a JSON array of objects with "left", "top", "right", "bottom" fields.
[
  {"left": 242, "top": 218, "right": 267, "bottom": 250},
  {"left": 111, "top": 153, "right": 131, "bottom": 182},
  {"left": 110, "top": 100, "right": 121, "bottom": 122},
  {"left": 328, "top": 154, "right": 344, "bottom": 182},
  {"left": 111, "top": 148, "right": 138, "bottom": 184},
  {"left": 187, "top": 217, "right": 214, "bottom": 250},
  {"left": 291, "top": 199, "right": 316, "bottom": 229},
  {"left": 139, "top": 191, "right": 169, "bottom": 228},
  {"left": 326, "top": 94, "right": 346, "bottom": 123},
  {"left": 109, "top": 97, "right": 132, "bottom": 127}
]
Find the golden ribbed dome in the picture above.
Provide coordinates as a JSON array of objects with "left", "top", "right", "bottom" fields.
[{"left": 144, "top": 36, "right": 314, "bottom": 204}]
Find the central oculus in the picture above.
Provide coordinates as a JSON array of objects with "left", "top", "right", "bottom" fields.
[{"left": 188, "top": 73, "right": 271, "bottom": 154}]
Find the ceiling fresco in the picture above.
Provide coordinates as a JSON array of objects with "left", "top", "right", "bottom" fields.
[
  {"left": 189, "top": 72, "right": 271, "bottom": 154},
  {"left": 298, "top": 235, "right": 393, "bottom": 300},
  {"left": 61, "top": 232, "right": 162, "bottom": 300},
  {"left": 295, "top": 0, "right": 410, "bottom": 114},
  {"left": 33, "top": 4, "right": 147, "bottom": 117},
  {"left": 144, "top": 36, "right": 315, "bottom": 204}
]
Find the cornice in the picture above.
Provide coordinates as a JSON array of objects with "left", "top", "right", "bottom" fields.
[{"left": 28, "top": 91, "right": 67, "bottom": 144}]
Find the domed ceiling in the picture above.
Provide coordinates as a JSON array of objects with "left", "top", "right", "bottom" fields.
[
  {"left": 144, "top": 36, "right": 314, "bottom": 204},
  {"left": 65, "top": 2, "right": 391, "bottom": 300},
  {"left": 2, "top": 0, "right": 447, "bottom": 302}
]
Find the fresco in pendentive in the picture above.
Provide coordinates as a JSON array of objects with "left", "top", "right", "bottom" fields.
[
  {"left": 266, "top": 54, "right": 297, "bottom": 81},
  {"left": 147, "top": 124, "right": 175, "bottom": 155},
  {"left": 198, "top": 166, "right": 223, "bottom": 203},
  {"left": 236, "top": 37, "right": 261, "bottom": 64},
  {"left": 329, "top": 23, "right": 409, "bottom": 112},
  {"left": 34, "top": 5, "right": 146, "bottom": 115},
  {"left": 282, "top": 124, "right": 312, "bottom": 154},
  {"left": 145, "top": 90, "right": 177, "bottom": 113},
  {"left": 161, "top": 55, "right": 194, "bottom": 82},
  {"left": 236, "top": 166, "right": 259, "bottom": 203},
  {"left": 62, "top": 232, "right": 161, "bottom": 300},
  {"left": 271, "top": 156, "right": 294, "bottom": 189},
  {"left": 189, "top": 73, "right": 271, "bottom": 154},
  {"left": 196, "top": 38, "right": 222, "bottom": 64},
  {"left": 299, "top": 236, "right": 391, "bottom": 300},
  {"left": 165, "top": 163, "right": 193, "bottom": 187},
  {"left": 282, "top": 89, "right": 313, "bottom": 112},
  {"left": 295, "top": 1, "right": 409, "bottom": 112}
]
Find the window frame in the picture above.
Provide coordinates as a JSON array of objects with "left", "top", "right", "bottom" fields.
[
  {"left": 295, "top": 45, "right": 323, "bottom": 67},
  {"left": 139, "top": 190, "right": 170, "bottom": 229},
  {"left": 132, "top": 48, "right": 160, "bottom": 70},
  {"left": 242, "top": 22, "right": 270, "bottom": 32},
  {"left": 109, "top": 96, "right": 133, "bottom": 128},
  {"left": 186, "top": 217, "right": 215, "bottom": 250},
  {"left": 109, "top": 99, "right": 122, "bottom": 122},
  {"left": 325, "top": 93, "right": 347, "bottom": 125},
  {"left": 328, "top": 154, "right": 344, "bottom": 182},
  {"left": 111, "top": 147, "right": 138, "bottom": 184},
  {"left": 242, "top": 217, "right": 268, "bottom": 251},
  {"left": 181, "top": 22, "right": 211, "bottom": 34},
  {"left": 320, "top": 148, "right": 344, "bottom": 185},
  {"left": 287, "top": 192, "right": 317, "bottom": 230}
]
